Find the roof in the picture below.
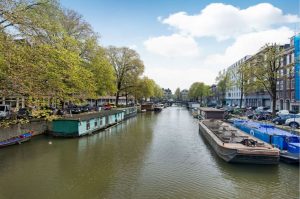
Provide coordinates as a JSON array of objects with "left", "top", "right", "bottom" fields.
[
  {"left": 199, "top": 107, "right": 225, "bottom": 112},
  {"left": 55, "top": 110, "right": 124, "bottom": 121}
]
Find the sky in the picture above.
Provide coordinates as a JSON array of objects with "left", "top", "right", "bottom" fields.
[{"left": 60, "top": 0, "right": 300, "bottom": 92}]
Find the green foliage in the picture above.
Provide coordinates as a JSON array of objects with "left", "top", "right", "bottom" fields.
[
  {"left": 130, "top": 76, "right": 162, "bottom": 102},
  {"left": 215, "top": 69, "right": 232, "bottom": 105},
  {"left": 0, "top": 0, "right": 117, "bottom": 109},
  {"left": 188, "top": 82, "right": 211, "bottom": 104},
  {"left": 244, "top": 44, "right": 284, "bottom": 116},
  {"left": 175, "top": 88, "right": 181, "bottom": 100},
  {"left": 106, "top": 46, "right": 145, "bottom": 105},
  {"left": 0, "top": 0, "right": 162, "bottom": 118}
]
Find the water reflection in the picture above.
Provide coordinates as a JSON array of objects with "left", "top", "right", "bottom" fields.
[{"left": 0, "top": 107, "right": 298, "bottom": 199}]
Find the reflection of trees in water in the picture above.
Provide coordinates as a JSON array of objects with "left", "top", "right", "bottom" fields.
[{"left": 68, "top": 114, "right": 156, "bottom": 198}]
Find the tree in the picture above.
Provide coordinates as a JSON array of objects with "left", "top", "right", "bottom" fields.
[
  {"left": 153, "top": 83, "right": 163, "bottom": 99},
  {"left": 106, "top": 46, "right": 144, "bottom": 106},
  {"left": 84, "top": 47, "right": 116, "bottom": 97},
  {"left": 215, "top": 69, "right": 231, "bottom": 105},
  {"left": 188, "top": 82, "right": 211, "bottom": 105},
  {"left": 227, "top": 62, "right": 250, "bottom": 108},
  {"left": 175, "top": 88, "right": 181, "bottom": 100},
  {"left": 245, "top": 44, "right": 284, "bottom": 116}
]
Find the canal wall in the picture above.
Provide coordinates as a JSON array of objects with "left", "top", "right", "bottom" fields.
[
  {"left": 0, "top": 107, "right": 138, "bottom": 141},
  {"left": 0, "top": 119, "right": 50, "bottom": 142}
]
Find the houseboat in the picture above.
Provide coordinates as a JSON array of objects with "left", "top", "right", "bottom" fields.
[
  {"left": 199, "top": 120, "right": 280, "bottom": 164},
  {"left": 51, "top": 110, "right": 125, "bottom": 137},
  {"left": 233, "top": 120, "right": 300, "bottom": 164},
  {"left": 141, "top": 103, "right": 154, "bottom": 111},
  {"left": 154, "top": 104, "right": 164, "bottom": 112},
  {"left": 117, "top": 106, "right": 137, "bottom": 119},
  {"left": 198, "top": 107, "right": 225, "bottom": 120}
]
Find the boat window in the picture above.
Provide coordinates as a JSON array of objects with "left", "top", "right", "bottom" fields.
[
  {"left": 0, "top": 106, "right": 5, "bottom": 111},
  {"left": 94, "top": 120, "right": 97, "bottom": 127},
  {"left": 86, "top": 120, "right": 90, "bottom": 130}
]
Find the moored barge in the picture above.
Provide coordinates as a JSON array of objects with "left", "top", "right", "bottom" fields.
[{"left": 199, "top": 120, "right": 280, "bottom": 164}]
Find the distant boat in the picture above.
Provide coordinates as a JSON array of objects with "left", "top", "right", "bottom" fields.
[
  {"left": 154, "top": 104, "right": 164, "bottom": 112},
  {"left": 233, "top": 119, "right": 300, "bottom": 164},
  {"left": 0, "top": 132, "right": 33, "bottom": 148},
  {"left": 199, "top": 120, "right": 280, "bottom": 164}
]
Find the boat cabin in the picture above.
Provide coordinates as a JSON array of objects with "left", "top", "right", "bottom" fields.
[
  {"left": 199, "top": 107, "right": 225, "bottom": 120},
  {"left": 52, "top": 110, "right": 125, "bottom": 137}
]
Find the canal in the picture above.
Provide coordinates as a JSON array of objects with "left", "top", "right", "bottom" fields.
[{"left": 0, "top": 107, "right": 299, "bottom": 199}]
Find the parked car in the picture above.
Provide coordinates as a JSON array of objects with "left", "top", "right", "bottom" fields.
[
  {"left": 17, "top": 108, "right": 32, "bottom": 119},
  {"left": 272, "top": 114, "right": 300, "bottom": 125},
  {"left": 79, "top": 105, "right": 92, "bottom": 113},
  {"left": 0, "top": 105, "right": 11, "bottom": 119},
  {"left": 253, "top": 111, "right": 272, "bottom": 121},
  {"left": 276, "top": 110, "right": 289, "bottom": 115},
  {"left": 285, "top": 117, "right": 300, "bottom": 128},
  {"left": 103, "top": 104, "right": 112, "bottom": 110},
  {"left": 66, "top": 106, "right": 81, "bottom": 114},
  {"left": 289, "top": 110, "right": 299, "bottom": 114},
  {"left": 224, "top": 106, "right": 234, "bottom": 113}
]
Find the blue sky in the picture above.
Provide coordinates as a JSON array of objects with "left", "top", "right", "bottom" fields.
[{"left": 61, "top": 0, "right": 300, "bottom": 92}]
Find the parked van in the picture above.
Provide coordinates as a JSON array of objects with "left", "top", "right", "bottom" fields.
[{"left": 0, "top": 105, "right": 11, "bottom": 119}]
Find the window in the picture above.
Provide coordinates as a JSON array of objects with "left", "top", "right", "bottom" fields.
[
  {"left": 280, "top": 69, "right": 284, "bottom": 77},
  {"left": 291, "top": 91, "right": 295, "bottom": 100},
  {"left": 291, "top": 53, "right": 294, "bottom": 63},
  {"left": 94, "top": 120, "right": 98, "bottom": 127},
  {"left": 86, "top": 120, "right": 90, "bottom": 130},
  {"left": 277, "top": 80, "right": 284, "bottom": 90}
]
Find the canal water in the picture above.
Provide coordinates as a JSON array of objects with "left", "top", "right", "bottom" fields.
[{"left": 0, "top": 107, "right": 299, "bottom": 199}]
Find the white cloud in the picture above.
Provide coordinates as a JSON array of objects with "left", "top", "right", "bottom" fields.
[
  {"left": 162, "top": 3, "right": 299, "bottom": 40},
  {"left": 144, "top": 34, "right": 200, "bottom": 57},
  {"left": 141, "top": 3, "right": 299, "bottom": 89},
  {"left": 204, "top": 27, "right": 294, "bottom": 70}
]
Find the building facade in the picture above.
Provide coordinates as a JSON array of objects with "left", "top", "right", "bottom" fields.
[
  {"left": 162, "top": 88, "right": 173, "bottom": 100},
  {"left": 225, "top": 55, "right": 251, "bottom": 107},
  {"left": 180, "top": 89, "right": 189, "bottom": 101},
  {"left": 275, "top": 35, "right": 300, "bottom": 112},
  {"left": 223, "top": 34, "right": 300, "bottom": 112}
]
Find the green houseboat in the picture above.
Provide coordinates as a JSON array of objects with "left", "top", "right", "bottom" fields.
[
  {"left": 118, "top": 107, "right": 137, "bottom": 119},
  {"left": 52, "top": 110, "right": 125, "bottom": 137}
]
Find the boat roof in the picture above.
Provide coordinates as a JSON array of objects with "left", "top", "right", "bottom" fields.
[
  {"left": 55, "top": 110, "right": 124, "bottom": 121},
  {"left": 199, "top": 107, "right": 225, "bottom": 112}
]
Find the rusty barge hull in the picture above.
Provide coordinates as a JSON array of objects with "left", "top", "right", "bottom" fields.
[{"left": 199, "top": 120, "right": 279, "bottom": 164}]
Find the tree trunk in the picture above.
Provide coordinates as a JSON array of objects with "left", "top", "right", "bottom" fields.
[
  {"left": 240, "top": 86, "right": 243, "bottom": 108},
  {"left": 125, "top": 93, "right": 128, "bottom": 106},
  {"left": 272, "top": 94, "right": 276, "bottom": 117},
  {"left": 116, "top": 92, "right": 120, "bottom": 107},
  {"left": 271, "top": 80, "right": 277, "bottom": 117}
]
